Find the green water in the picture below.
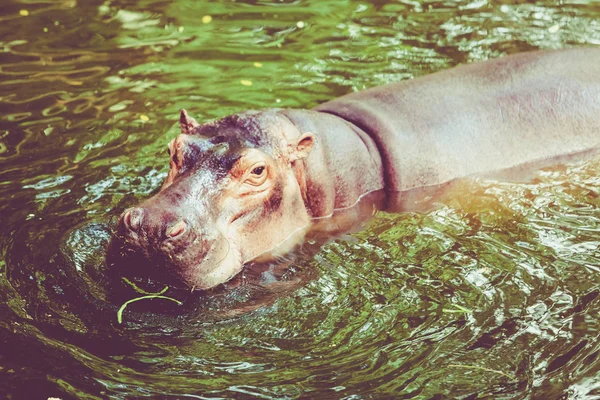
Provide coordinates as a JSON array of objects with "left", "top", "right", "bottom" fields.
[{"left": 2, "top": 0, "right": 600, "bottom": 398}]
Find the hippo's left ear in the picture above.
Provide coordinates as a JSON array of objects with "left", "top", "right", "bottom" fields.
[
  {"left": 290, "top": 132, "right": 315, "bottom": 161},
  {"left": 180, "top": 109, "right": 200, "bottom": 134}
]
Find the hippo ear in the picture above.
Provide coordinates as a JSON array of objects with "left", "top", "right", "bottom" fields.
[
  {"left": 290, "top": 132, "right": 315, "bottom": 161},
  {"left": 180, "top": 109, "right": 200, "bottom": 134}
]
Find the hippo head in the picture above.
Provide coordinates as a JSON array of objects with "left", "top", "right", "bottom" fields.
[{"left": 112, "top": 109, "right": 316, "bottom": 290}]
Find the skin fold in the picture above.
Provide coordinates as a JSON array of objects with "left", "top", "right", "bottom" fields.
[{"left": 110, "top": 47, "right": 600, "bottom": 290}]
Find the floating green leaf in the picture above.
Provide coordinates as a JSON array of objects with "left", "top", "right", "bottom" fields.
[
  {"left": 449, "top": 364, "right": 517, "bottom": 382},
  {"left": 121, "top": 277, "right": 168, "bottom": 295},
  {"left": 442, "top": 303, "right": 473, "bottom": 314},
  {"left": 117, "top": 294, "right": 182, "bottom": 324}
]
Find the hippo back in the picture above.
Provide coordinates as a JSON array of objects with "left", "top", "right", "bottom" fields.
[{"left": 314, "top": 48, "right": 600, "bottom": 198}]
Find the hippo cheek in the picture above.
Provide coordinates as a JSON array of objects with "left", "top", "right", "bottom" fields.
[
  {"left": 220, "top": 175, "right": 311, "bottom": 264},
  {"left": 162, "top": 235, "right": 244, "bottom": 290},
  {"left": 252, "top": 175, "right": 313, "bottom": 258}
]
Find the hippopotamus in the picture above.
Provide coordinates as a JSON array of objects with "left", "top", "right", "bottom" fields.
[{"left": 111, "top": 47, "right": 600, "bottom": 291}]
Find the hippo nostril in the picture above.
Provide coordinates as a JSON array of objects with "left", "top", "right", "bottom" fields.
[
  {"left": 122, "top": 208, "right": 144, "bottom": 232},
  {"left": 123, "top": 210, "right": 132, "bottom": 227},
  {"left": 167, "top": 220, "right": 186, "bottom": 238}
]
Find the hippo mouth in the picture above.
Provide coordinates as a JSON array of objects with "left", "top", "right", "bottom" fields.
[
  {"left": 108, "top": 210, "right": 246, "bottom": 291},
  {"left": 169, "top": 237, "right": 245, "bottom": 291},
  {"left": 108, "top": 240, "right": 245, "bottom": 292}
]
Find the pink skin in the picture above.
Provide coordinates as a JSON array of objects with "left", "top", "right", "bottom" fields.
[
  {"left": 113, "top": 49, "right": 600, "bottom": 290},
  {"left": 115, "top": 111, "right": 325, "bottom": 290},
  {"left": 113, "top": 107, "right": 384, "bottom": 290}
]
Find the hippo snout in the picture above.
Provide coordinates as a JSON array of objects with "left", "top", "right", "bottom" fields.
[
  {"left": 111, "top": 204, "right": 239, "bottom": 290},
  {"left": 117, "top": 207, "right": 191, "bottom": 247},
  {"left": 121, "top": 207, "right": 144, "bottom": 233}
]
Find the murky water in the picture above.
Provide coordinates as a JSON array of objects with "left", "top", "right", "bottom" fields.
[{"left": 2, "top": 0, "right": 600, "bottom": 398}]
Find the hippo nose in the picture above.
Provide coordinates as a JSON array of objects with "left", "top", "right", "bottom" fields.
[
  {"left": 121, "top": 207, "right": 188, "bottom": 242},
  {"left": 166, "top": 220, "right": 187, "bottom": 239},
  {"left": 122, "top": 207, "right": 145, "bottom": 232}
]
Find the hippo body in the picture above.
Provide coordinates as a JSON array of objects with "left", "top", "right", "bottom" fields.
[
  {"left": 112, "top": 47, "right": 600, "bottom": 290},
  {"left": 306, "top": 48, "right": 600, "bottom": 210}
]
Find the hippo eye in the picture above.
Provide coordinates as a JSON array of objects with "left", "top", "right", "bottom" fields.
[{"left": 245, "top": 163, "right": 268, "bottom": 186}]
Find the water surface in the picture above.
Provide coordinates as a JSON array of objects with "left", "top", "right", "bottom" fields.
[{"left": 1, "top": 0, "right": 600, "bottom": 398}]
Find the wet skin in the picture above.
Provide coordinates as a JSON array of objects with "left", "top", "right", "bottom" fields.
[{"left": 111, "top": 47, "right": 600, "bottom": 290}]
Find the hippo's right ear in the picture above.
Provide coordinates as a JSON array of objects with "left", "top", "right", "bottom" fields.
[
  {"left": 180, "top": 109, "right": 200, "bottom": 134},
  {"left": 290, "top": 132, "right": 315, "bottom": 161}
]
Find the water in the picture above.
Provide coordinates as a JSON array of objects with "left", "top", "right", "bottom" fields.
[{"left": 1, "top": 0, "right": 600, "bottom": 398}]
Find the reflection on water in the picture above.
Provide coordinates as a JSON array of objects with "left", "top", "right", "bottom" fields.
[{"left": 1, "top": 0, "right": 600, "bottom": 398}]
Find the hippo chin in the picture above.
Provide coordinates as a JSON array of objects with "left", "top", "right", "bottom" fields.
[{"left": 111, "top": 47, "right": 600, "bottom": 290}]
